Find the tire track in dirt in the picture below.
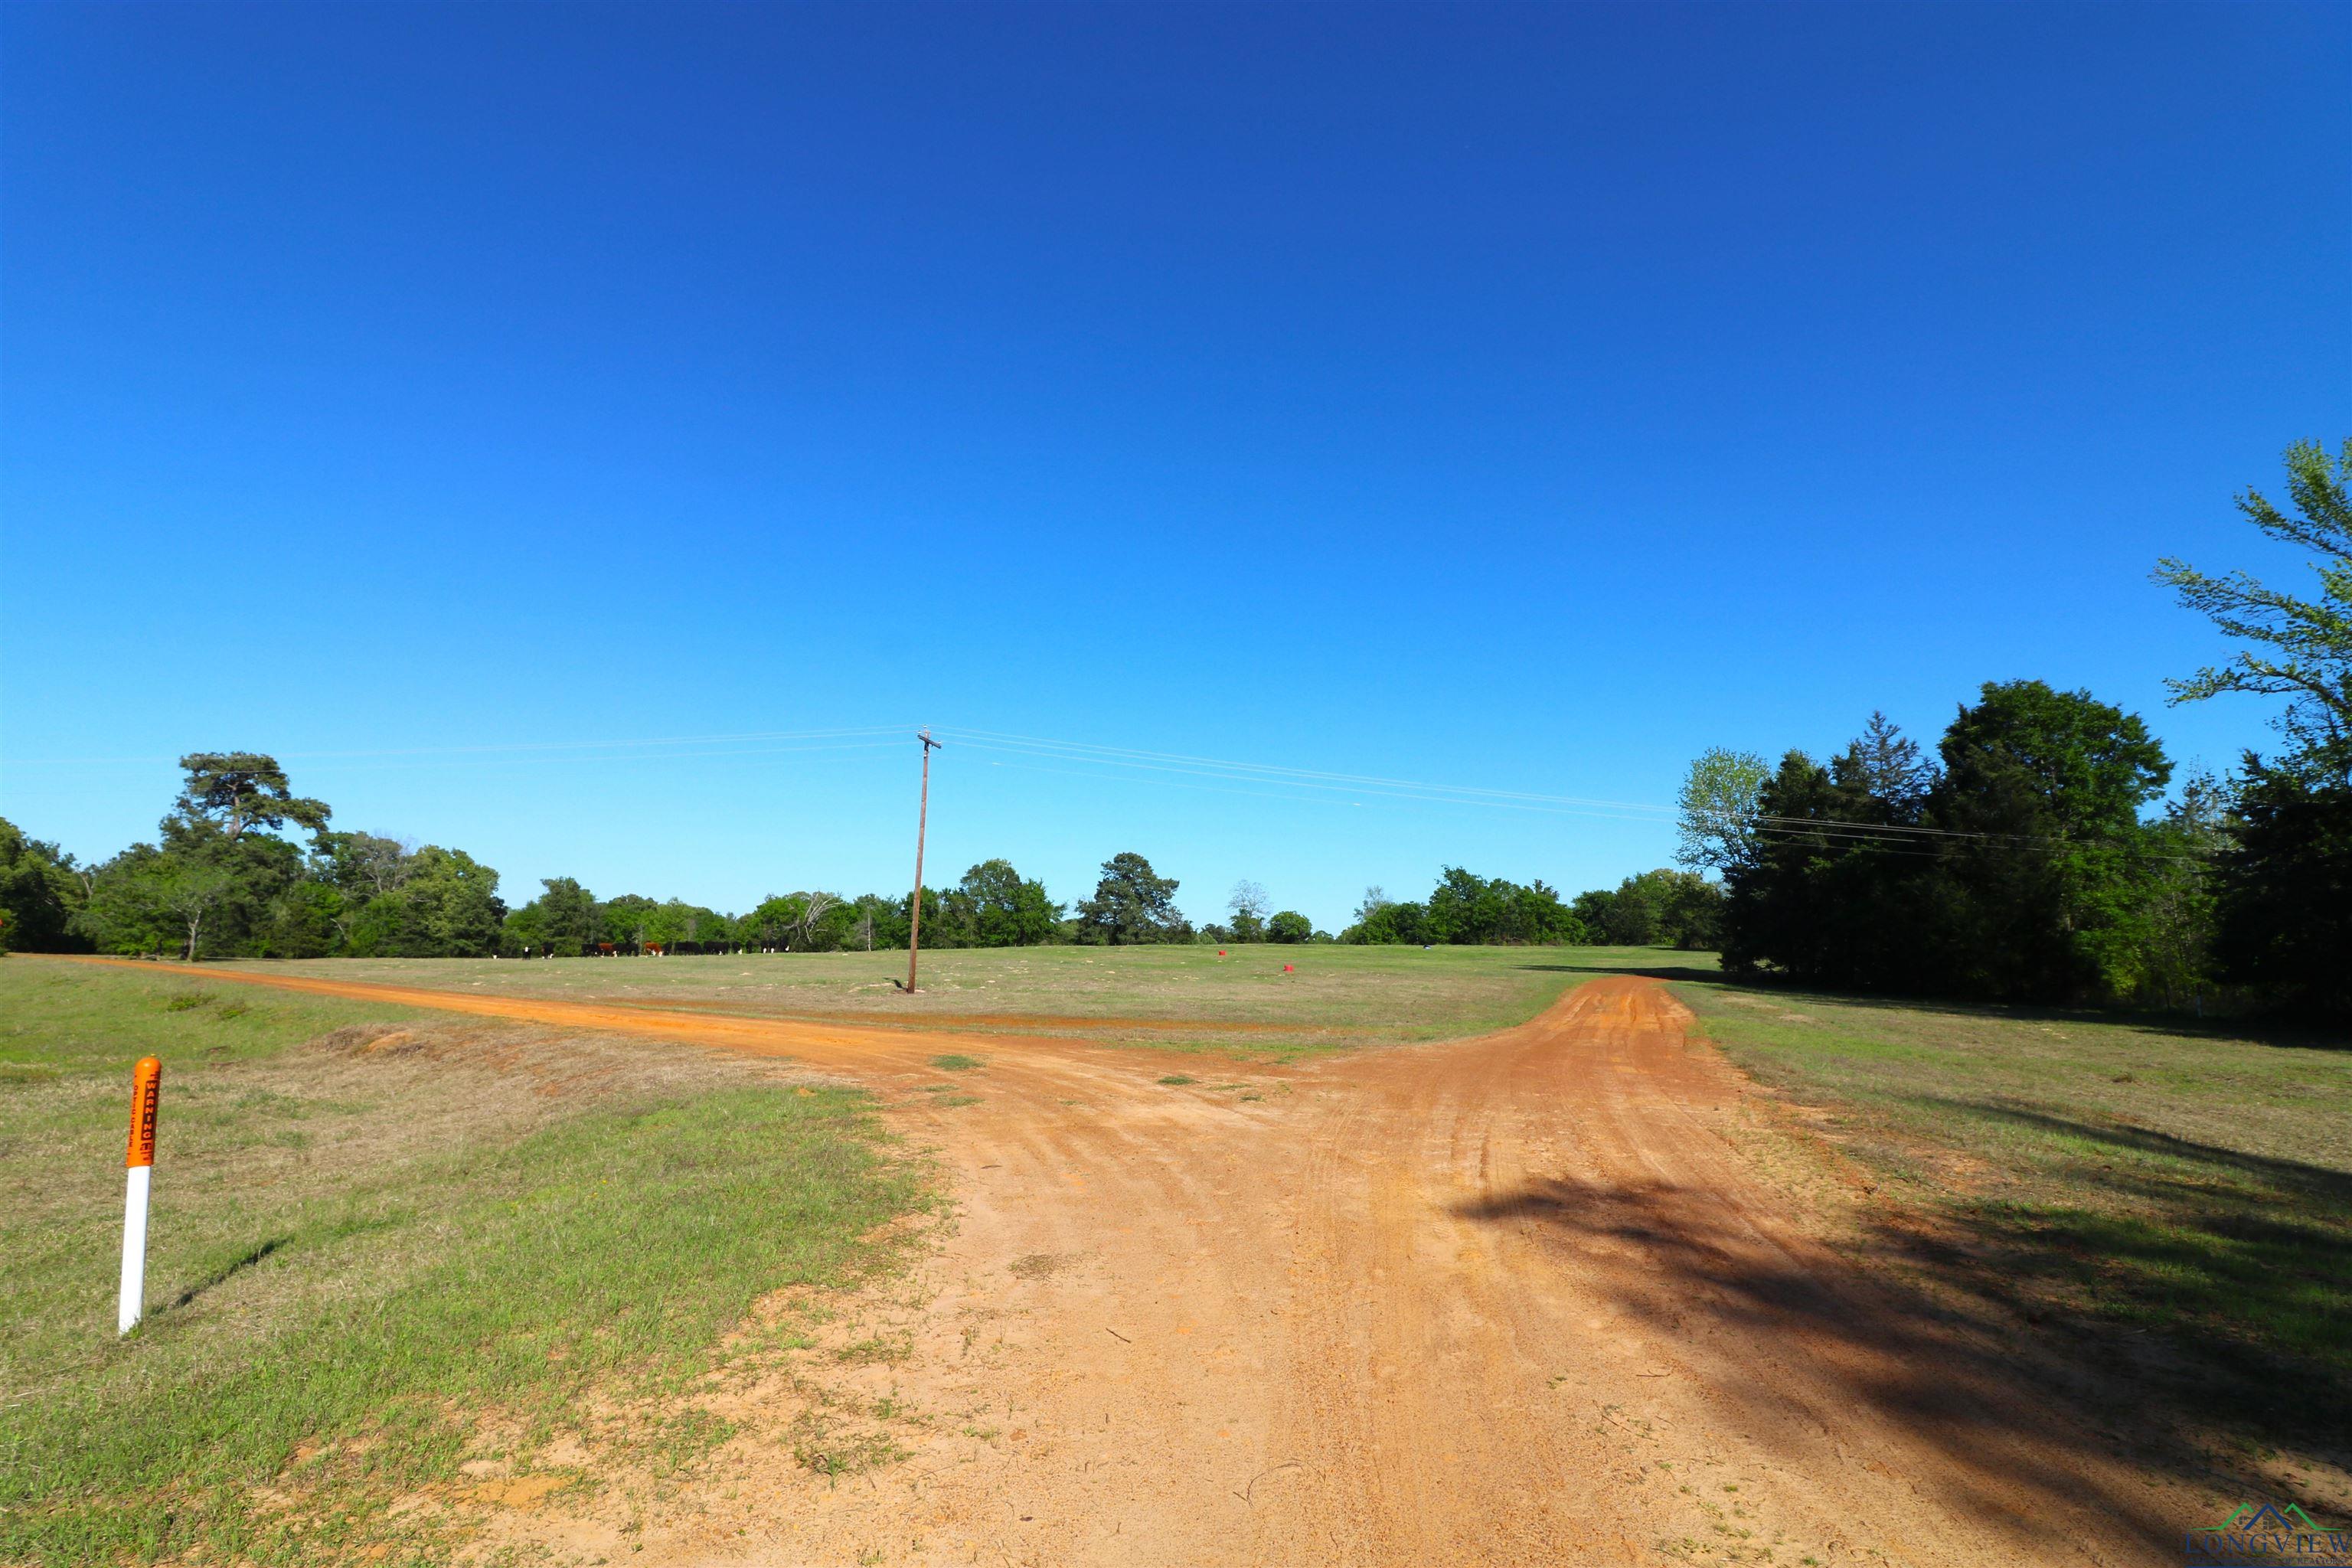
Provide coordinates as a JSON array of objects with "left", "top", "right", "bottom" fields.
[{"left": 77, "top": 958, "right": 2213, "bottom": 1565}]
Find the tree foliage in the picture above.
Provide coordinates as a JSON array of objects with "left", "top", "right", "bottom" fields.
[
  {"left": 2155, "top": 438, "right": 2352, "bottom": 774},
  {"left": 0, "top": 820, "right": 86, "bottom": 953},
  {"left": 1574, "top": 870, "right": 1722, "bottom": 949},
  {"left": 1074, "top": 852, "right": 1189, "bottom": 945},
  {"left": 1341, "top": 867, "right": 1581, "bottom": 946},
  {"left": 171, "top": 753, "right": 332, "bottom": 843},
  {"left": 1674, "top": 749, "right": 1769, "bottom": 873},
  {"left": 2209, "top": 763, "right": 2352, "bottom": 1019},
  {"left": 1718, "top": 684, "right": 2190, "bottom": 1004},
  {"left": 2154, "top": 437, "right": 2352, "bottom": 1018}
]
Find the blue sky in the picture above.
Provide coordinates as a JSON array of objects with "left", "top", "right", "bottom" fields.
[{"left": 3, "top": 2, "right": 2347, "bottom": 930}]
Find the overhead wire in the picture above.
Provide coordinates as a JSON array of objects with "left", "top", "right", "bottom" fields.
[{"left": 5, "top": 720, "right": 2210, "bottom": 862}]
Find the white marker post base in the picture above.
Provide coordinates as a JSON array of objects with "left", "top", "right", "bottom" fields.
[{"left": 118, "top": 1164, "right": 150, "bottom": 1335}]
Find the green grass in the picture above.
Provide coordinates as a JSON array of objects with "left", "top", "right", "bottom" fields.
[
  {"left": 1662, "top": 964, "right": 2352, "bottom": 1449},
  {"left": 928, "top": 1053, "right": 985, "bottom": 1071},
  {"left": 0, "top": 957, "right": 929, "bottom": 1566},
  {"left": 216, "top": 943, "right": 1674, "bottom": 1059}
]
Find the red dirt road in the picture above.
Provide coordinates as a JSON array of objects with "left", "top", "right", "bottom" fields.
[{"left": 105, "top": 960, "right": 2210, "bottom": 1565}]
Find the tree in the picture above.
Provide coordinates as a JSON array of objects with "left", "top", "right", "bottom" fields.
[
  {"left": 1849, "top": 711, "right": 1939, "bottom": 807},
  {"left": 394, "top": 847, "right": 505, "bottom": 956},
  {"left": 1266, "top": 910, "right": 1313, "bottom": 943},
  {"left": 1227, "top": 880, "right": 1269, "bottom": 943},
  {"left": 601, "top": 893, "right": 659, "bottom": 952},
  {"left": 170, "top": 753, "right": 331, "bottom": 842},
  {"left": 1926, "top": 680, "right": 2172, "bottom": 1001},
  {"left": 77, "top": 851, "right": 238, "bottom": 962},
  {"left": 318, "top": 831, "right": 416, "bottom": 900},
  {"left": 1675, "top": 749, "right": 1769, "bottom": 873},
  {"left": 796, "top": 891, "right": 841, "bottom": 950},
  {"left": 2156, "top": 439, "right": 2352, "bottom": 1020},
  {"left": 0, "top": 818, "right": 86, "bottom": 952},
  {"left": 1420, "top": 867, "right": 1581, "bottom": 945},
  {"left": 960, "top": 860, "right": 1063, "bottom": 946},
  {"left": 1074, "top": 852, "right": 1187, "bottom": 945},
  {"left": 1353, "top": 887, "right": 1391, "bottom": 926},
  {"left": 1580, "top": 868, "right": 1723, "bottom": 949},
  {"left": 1344, "top": 900, "right": 1428, "bottom": 945},
  {"left": 525, "top": 877, "right": 600, "bottom": 956},
  {"left": 263, "top": 879, "right": 345, "bottom": 958},
  {"left": 1723, "top": 687, "right": 2175, "bottom": 1001},
  {"left": 853, "top": 893, "right": 899, "bottom": 950},
  {"left": 2156, "top": 438, "right": 2352, "bottom": 776},
  {"left": 2131, "top": 772, "right": 2230, "bottom": 1009},
  {"left": 2209, "top": 762, "right": 2352, "bottom": 1019}
]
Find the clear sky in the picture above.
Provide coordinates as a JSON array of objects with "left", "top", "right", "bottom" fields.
[{"left": 3, "top": 2, "right": 2347, "bottom": 930}]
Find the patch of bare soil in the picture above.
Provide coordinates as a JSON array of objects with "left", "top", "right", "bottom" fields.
[{"left": 99, "top": 960, "right": 2250, "bottom": 1566}]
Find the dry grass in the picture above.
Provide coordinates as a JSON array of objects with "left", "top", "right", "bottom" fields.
[{"left": 212, "top": 943, "right": 1687, "bottom": 1059}]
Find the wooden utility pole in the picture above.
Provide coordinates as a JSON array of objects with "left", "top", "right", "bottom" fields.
[{"left": 906, "top": 728, "right": 942, "bottom": 992}]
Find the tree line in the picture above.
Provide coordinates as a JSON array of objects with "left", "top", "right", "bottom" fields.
[
  {"left": 1681, "top": 439, "right": 2350, "bottom": 1020},
  {"left": 0, "top": 766, "right": 1704, "bottom": 961}
]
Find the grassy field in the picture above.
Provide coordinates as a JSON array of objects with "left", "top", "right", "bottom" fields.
[
  {"left": 215, "top": 943, "right": 1668, "bottom": 1058},
  {"left": 0, "top": 956, "right": 930, "bottom": 1567},
  {"left": 1661, "top": 961, "right": 2352, "bottom": 1459},
  {"left": 18, "top": 942, "right": 2345, "bottom": 1545}
]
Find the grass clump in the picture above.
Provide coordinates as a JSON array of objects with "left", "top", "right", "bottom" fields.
[
  {"left": 1156, "top": 1073, "right": 1197, "bottom": 1086},
  {"left": 928, "top": 1054, "right": 984, "bottom": 1072}
]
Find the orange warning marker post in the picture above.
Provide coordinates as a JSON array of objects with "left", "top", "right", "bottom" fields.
[{"left": 118, "top": 1057, "right": 162, "bottom": 1335}]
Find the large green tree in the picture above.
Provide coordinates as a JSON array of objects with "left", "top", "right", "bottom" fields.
[
  {"left": 2209, "top": 763, "right": 2352, "bottom": 1018},
  {"left": 510, "top": 877, "right": 599, "bottom": 956},
  {"left": 77, "top": 845, "right": 237, "bottom": 960},
  {"left": 1723, "top": 690, "right": 2174, "bottom": 1001},
  {"left": 2157, "top": 439, "right": 2352, "bottom": 1018},
  {"left": 1073, "top": 852, "right": 1187, "bottom": 945},
  {"left": 1422, "top": 867, "right": 1582, "bottom": 945},
  {"left": 344, "top": 847, "right": 504, "bottom": 956},
  {"left": 1343, "top": 899, "right": 1429, "bottom": 945},
  {"left": 1925, "top": 680, "right": 2172, "bottom": 1001},
  {"left": 959, "top": 859, "right": 1063, "bottom": 946},
  {"left": 0, "top": 818, "right": 86, "bottom": 952},
  {"left": 171, "top": 753, "right": 332, "bottom": 842}
]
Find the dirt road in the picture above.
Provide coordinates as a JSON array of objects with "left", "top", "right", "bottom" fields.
[{"left": 125, "top": 962, "right": 2209, "bottom": 1565}]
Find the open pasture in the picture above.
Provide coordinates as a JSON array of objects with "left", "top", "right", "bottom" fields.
[
  {"left": 8, "top": 947, "right": 2349, "bottom": 1565},
  {"left": 214, "top": 942, "right": 1689, "bottom": 1058}
]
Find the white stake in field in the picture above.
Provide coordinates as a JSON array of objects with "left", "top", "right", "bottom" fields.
[{"left": 119, "top": 1056, "right": 162, "bottom": 1336}]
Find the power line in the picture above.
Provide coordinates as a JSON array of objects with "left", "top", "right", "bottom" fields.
[
  {"left": 5, "top": 718, "right": 2211, "bottom": 863},
  {"left": 1, "top": 726, "right": 908, "bottom": 769}
]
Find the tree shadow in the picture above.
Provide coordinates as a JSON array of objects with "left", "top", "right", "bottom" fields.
[
  {"left": 1455, "top": 1165, "right": 2347, "bottom": 1542},
  {"left": 1901, "top": 1101, "right": 2351, "bottom": 1442},
  {"left": 1928, "top": 1099, "right": 2352, "bottom": 1208}
]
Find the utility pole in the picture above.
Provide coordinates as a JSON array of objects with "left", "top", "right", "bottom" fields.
[{"left": 906, "top": 728, "right": 942, "bottom": 992}]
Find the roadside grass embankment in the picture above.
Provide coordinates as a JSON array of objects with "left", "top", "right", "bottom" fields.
[
  {"left": 1660, "top": 964, "right": 2352, "bottom": 1468},
  {"left": 0, "top": 956, "right": 932, "bottom": 1567},
  {"left": 215, "top": 942, "right": 1667, "bottom": 1060}
]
